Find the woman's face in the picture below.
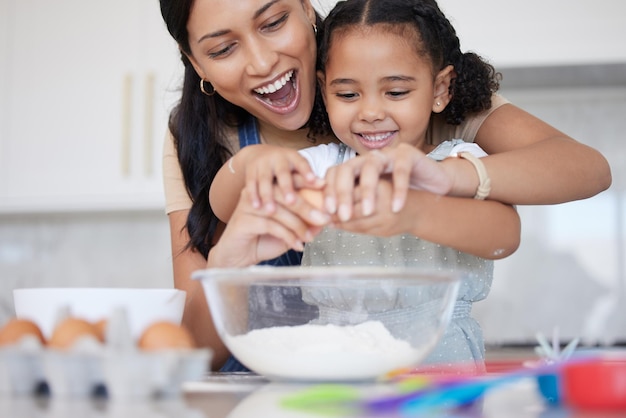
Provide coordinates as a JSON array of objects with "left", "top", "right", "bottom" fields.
[
  {"left": 320, "top": 26, "right": 447, "bottom": 155},
  {"left": 186, "top": 0, "right": 318, "bottom": 132}
]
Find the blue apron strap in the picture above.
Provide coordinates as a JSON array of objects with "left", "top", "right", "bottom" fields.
[
  {"left": 238, "top": 117, "right": 261, "bottom": 149},
  {"left": 336, "top": 143, "right": 348, "bottom": 165},
  {"left": 223, "top": 117, "right": 306, "bottom": 374},
  {"left": 236, "top": 117, "right": 303, "bottom": 267}
]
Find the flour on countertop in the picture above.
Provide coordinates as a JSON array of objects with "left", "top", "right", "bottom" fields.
[{"left": 225, "top": 320, "right": 426, "bottom": 381}]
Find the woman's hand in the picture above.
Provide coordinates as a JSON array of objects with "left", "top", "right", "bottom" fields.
[
  {"left": 323, "top": 144, "right": 453, "bottom": 221},
  {"left": 208, "top": 183, "right": 326, "bottom": 268}
]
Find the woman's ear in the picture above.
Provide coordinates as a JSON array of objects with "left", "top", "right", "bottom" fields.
[
  {"left": 302, "top": 0, "right": 317, "bottom": 27},
  {"left": 183, "top": 49, "right": 207, "bottom": 81},
  {"left": 432, "top": 65, "right": 455, "bottom": 113},
  {"left": 317, "top": 70, "right": 327, "bottom": 104}
]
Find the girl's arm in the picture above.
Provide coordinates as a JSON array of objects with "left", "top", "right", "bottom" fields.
[
  {"left": 334, "top": 180, "right": 521, "bottom": 260},
  {"left": 209, "top": 144, "right": 325, "bottom": 222},
  {"left": 444, "top": 103, "right": 612, "bottom": 204}
]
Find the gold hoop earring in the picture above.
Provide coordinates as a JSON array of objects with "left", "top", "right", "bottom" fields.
[{"left": 200, "top": 79, "right": 215, "bottom": 96}]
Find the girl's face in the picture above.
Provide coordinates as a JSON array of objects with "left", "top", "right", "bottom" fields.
[
  {"left": 186, "top": 0, "right": 318, "bottom": 131},
  {"left": 319, "top": 26, "right": 452, "bottom": 155}
]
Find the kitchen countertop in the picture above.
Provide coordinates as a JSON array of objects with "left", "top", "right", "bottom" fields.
[{"left": 1, "top": 372, "right": 621, "bottom": 418}]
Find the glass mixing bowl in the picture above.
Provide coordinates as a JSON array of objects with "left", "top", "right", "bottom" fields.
[{"left": 194, "top": 266, "right": 461, "bottom": 381}]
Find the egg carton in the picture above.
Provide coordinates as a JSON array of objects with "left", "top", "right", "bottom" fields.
[
  {"left": 0, "top": 309, "right": 212, "bottom": 400},
  {"left": 0, "top": 335, "right": 46, "bottom": 395}
]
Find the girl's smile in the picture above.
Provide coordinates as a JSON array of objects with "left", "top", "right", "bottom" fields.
[
  {"left": 320, "top": 25, "right": 446, "bottom": 155},
  {"left": 356, "top": 130, "right": 398, "bottom": 149}
]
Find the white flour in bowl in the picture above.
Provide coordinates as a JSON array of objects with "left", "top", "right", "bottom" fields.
[{"left": 224, "top": 320, "right": 426, "bottom": 381}]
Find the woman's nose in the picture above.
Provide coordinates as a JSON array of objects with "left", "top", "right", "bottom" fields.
[{"left": 245, "top": 37, "right": 278, "bottom": 77}]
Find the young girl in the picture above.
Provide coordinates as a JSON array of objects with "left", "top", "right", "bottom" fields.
[{"left": 210, "top": 0, "right": 522, "bottom": 372}]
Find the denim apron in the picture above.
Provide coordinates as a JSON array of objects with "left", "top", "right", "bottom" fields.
[{"left": 218, "top": 117, "right": 313, "bottom": 372}]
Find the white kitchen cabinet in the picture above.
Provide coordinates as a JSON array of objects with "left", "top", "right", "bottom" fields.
[
  {"left": 313, "top": 0, "right": 626, "bottom": 67},
  {"left": 0, "top": 0, "right": 182, "bottom": 213},
  {"left": 439, "top": 0, "right": 626, "bottom": 68}
]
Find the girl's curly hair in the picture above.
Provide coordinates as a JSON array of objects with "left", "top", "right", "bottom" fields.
[{"left": 309, "top": 0, "right": 501, "bottom": 138}]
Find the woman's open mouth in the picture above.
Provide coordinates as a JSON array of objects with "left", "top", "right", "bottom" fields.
[{"left": 253, "top": 70, "right": 300, "bottom": 114}]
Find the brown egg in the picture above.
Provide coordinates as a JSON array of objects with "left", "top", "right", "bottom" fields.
[
  {"left": 93, "top": 318, "right": 108, "bottom": 342},
  {"left": 298, "top": 188, "right": 325, "bottom": 210},
  {"left": 48, "top": 317, "right": 102, "bottom": 349},
  {"left": 138, "top": 321, "right": 196, "bottom": 351},
  {"left": 0, "top": 318, "right": 46, "bottom": 346}
]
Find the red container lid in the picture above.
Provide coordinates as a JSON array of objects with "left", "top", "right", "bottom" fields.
[{"left": 562, "top": 357, "right": 626, "bottom": 411}]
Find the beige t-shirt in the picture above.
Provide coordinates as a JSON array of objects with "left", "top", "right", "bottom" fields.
[{"left": 162, "top": 94, "right": 509, "bottom": 214}]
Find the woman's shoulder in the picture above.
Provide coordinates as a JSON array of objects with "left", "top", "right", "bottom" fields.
[
  {"left": 162, "top": 130, "right": 192, "bottom": 214},
  {"left": 429, "top": 94, "right": 510, "bottom": 144}
]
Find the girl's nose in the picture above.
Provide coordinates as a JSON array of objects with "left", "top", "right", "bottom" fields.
[{"left": 358, "top": 97, "right": 385, "bottom": 122}]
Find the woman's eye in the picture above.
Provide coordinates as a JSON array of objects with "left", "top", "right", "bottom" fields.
[
  {"left": 263, "top": 13, "right": 289, "bottom": 32},
  {"left": 208, "top": 44, "right": 235, "bottom": 59}
]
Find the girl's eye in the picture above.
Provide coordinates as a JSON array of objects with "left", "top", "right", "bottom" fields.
[
  {"left": 387, "top": 90, "right": 409, "bottom": 98},
  {"left": 335, "top": 92, "right": 359, "bottom": 100},
  {"left": 262, "top": 13, "right": 289, "bottom": 32}
]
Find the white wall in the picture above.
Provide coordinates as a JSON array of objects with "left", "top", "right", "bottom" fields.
[
  {"left": 473, "top": 85, "right": 626, "bottom": 346},
  {"left": 0, "top": 212, "right": 173, "bottom": 326},
  {"left": 312, "top": 0, "right": 626, "bottom": 67}
]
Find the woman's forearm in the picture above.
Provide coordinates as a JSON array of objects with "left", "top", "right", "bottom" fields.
[
  {"left": 445, "top": 103, "right": 611, "bottom": 205},
  {"left": 445, "top": 136, "right": 611, "bottom": 205}
]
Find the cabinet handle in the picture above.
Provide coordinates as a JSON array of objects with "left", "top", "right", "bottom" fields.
[
  {"left": 121, "top": 73, "right": 133, "bottom": 178},
  {"left": 143, "top": 72, "right": 155, "bottom": 178}
]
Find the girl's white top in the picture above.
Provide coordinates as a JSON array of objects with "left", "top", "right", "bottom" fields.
[{"left": 298, "top": 140, "right": 492, "bottom": 372}]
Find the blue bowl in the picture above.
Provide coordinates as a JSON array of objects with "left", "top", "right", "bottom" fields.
[{"left": 536, "top": 373, "right": 560, "bottom": 405}]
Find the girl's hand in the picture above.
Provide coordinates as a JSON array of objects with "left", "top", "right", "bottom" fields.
[
  {"left": 239, "top": 145, "right": 324, "bottom": 212},
  {"left": 323, "top": 144, "right": 452, "bottom": 221},
  {"left": 332, "top": 178, "right": 413, "bottom": 237}
]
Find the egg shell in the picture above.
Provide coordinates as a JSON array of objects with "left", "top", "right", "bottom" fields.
[
  {"left": 138, "top": 321, "right": 195, "bottom": 351},
  {"left": 0, "top": 318, "right": 46, "bottom": 346},
  {"left": 48, "top": 318, "right": 102, "bottom": 349},
  {"left": 93, "top": 319, "right": 108, "bottom": 342},
  {"left": 298, "top": 188, "right": 325, "bottom": 210}
]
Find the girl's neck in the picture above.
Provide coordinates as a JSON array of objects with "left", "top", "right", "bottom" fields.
[{"left": 257, "top": 120, "right": 337, "bottom": 150}]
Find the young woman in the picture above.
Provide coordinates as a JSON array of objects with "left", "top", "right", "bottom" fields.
[
  {"left": 210, "top": 0, "right": 522, "bottom": 372},
  {"left": 159, "top": 0, "right": 611, "bottom": 370}
]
